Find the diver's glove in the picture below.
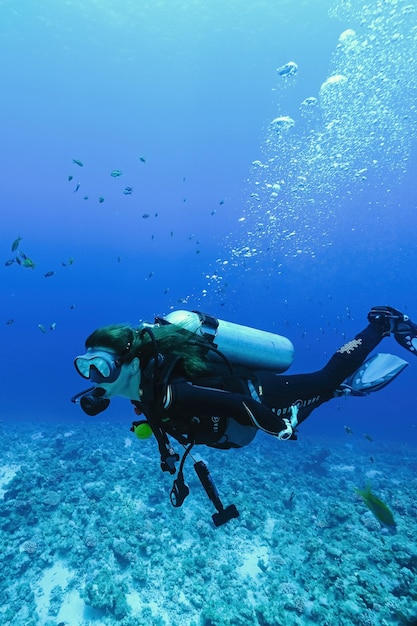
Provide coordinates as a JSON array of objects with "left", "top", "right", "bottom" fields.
[{"left": 368, "top": 305, "right": 417, "bottom": 354}]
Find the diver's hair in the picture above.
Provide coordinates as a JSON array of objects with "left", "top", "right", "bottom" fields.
[{"left": 85, "top": 322, "right": 210, "bottom": 376}]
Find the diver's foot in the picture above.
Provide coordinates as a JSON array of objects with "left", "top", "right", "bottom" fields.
[
  {"left": 368, "top": 305, "right": 417, "bottom": 354},
  {"left": 368, "top": 306, "right": 407, "bottom": 333}
]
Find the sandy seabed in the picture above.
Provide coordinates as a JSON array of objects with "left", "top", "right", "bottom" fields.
[{"left": 1, "top": 420, "right": 416, "bottom": 626}]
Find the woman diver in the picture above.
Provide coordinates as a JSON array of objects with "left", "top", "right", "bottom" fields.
[{"left": 72, "top": 306, "right": 417, "bottom": 525}]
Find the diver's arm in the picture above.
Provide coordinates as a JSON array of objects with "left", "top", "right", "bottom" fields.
[{"left": 164, "top": 381, "right": 289, "bottom": 437}]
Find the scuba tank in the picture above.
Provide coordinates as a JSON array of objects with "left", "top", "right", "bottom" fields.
[{"left": 163, "top": 310, "right": 294, "bottom": 373}]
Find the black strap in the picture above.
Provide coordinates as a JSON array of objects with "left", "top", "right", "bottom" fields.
[
  {"left": 192, "top": 310, "right": 219, "bottom": 344},
  {"left": 133, "top": 326, "right": 186, "bottom": 474}
]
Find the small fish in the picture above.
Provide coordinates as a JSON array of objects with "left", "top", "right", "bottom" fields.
[
  {"left": 15, "top": 256, "right": 22, "bottom": 266},
  {"left": 72, "top": 159, "right": 83, "bottom": 167},
  {"left": 50, "top": 322, "right": 57, "bottom": 331},
  {"left": 38, "top": 323, "right": 46, "bottom": 334},
  {"left": 355, "top": 484, "right": 396, "bottom": 528},
  {"left": 11, "top": 236, "right": 22, "bottom": 252},
  {"left": 219, "top": 200, "right": 225, "bottom": 205},
  {"left": 123, "top": 187, "right": 133, "bottom": 195},
  {"left": 74, "top": 182, "right": 81, "bottom": 193},
  {"left": 62, "top": 257, "right": 74, "bottom": 267},
  {"left": 6, "top": 319, "right": 14, "bottom": 325},
  {"left": 19, "top": 251, "right": 28, "bottom": 260},
  {"left": 5, "top": 259, "right": 15, "bottom": 266},
  {"left": 110, "top": 170, "right": 122, "bottom": 177},
  {"left": 344, "top": 425, "right": 353, "bottom": 435},
  {"left": 117, "top": 256, "right": 122, "bottom": 263},
  {"left": 139, "top": 157, "right": 146, "bottom": 163},
  {"left": 69, "top": 304, "right": 76, "bottom": 309},
  {"left": 22, "top": 258, "right": 36, "bottom": 269},
  {"left": 83, "top": 196, "right": 89, "bottom": 200},
  {"left": 363, "top": 433, "right": 373, "bottom": 442},
  {"left": 68, "top": 175, "right": 73, "bottom": 181},
  {"left": 142, "top": 213, "right": 150, "bottom": 219},
  {"left": 44, "top": 271, "right": 55, "bottom": 278},
  {"left": 98, "top": 197, "right": 105, "bottom": 203}
]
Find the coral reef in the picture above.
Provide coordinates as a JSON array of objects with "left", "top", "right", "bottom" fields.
[{"left": 0, "top": 421, "right": 416, "bottom": 625}]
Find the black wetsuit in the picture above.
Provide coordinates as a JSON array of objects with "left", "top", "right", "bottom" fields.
[{"left": 136, "top": 323, "right": 384, "bottom": 449}]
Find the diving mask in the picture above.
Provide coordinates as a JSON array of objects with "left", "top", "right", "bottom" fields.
[{"left": 74, "top": 349, "right": 124, "bottom": 383}]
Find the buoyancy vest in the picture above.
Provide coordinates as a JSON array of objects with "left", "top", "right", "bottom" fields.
[{"left": 136, "top": 352, "right": 259, "bottom": 449}]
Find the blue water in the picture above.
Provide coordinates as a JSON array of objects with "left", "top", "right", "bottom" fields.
[{"left": 1, "top": 1, "right": 417, "bottom": 624}]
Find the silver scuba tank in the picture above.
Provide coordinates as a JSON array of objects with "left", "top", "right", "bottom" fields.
[{"left": 163, "top": 310, "right": 294, "bottom": 373}]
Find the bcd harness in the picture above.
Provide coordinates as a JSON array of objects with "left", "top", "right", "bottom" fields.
[{"left": 130, "top": 326, "right": 239, "bottom": 527}]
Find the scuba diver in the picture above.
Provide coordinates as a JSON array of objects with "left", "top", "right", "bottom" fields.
[{"left": 72, "top": 306, "right": 416, "bottom": 525}]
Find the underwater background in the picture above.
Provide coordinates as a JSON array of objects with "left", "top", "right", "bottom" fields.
[{"left": 1, "top": 0, "right": 417, "bottom": 624}]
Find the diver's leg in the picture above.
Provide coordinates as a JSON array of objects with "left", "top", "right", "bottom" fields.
[
  {"left": 259, "top": 322, "right": 385, "bottom": 414},
  {"left": 256, "top": 306, "right": 416, "bottom": 435}
]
